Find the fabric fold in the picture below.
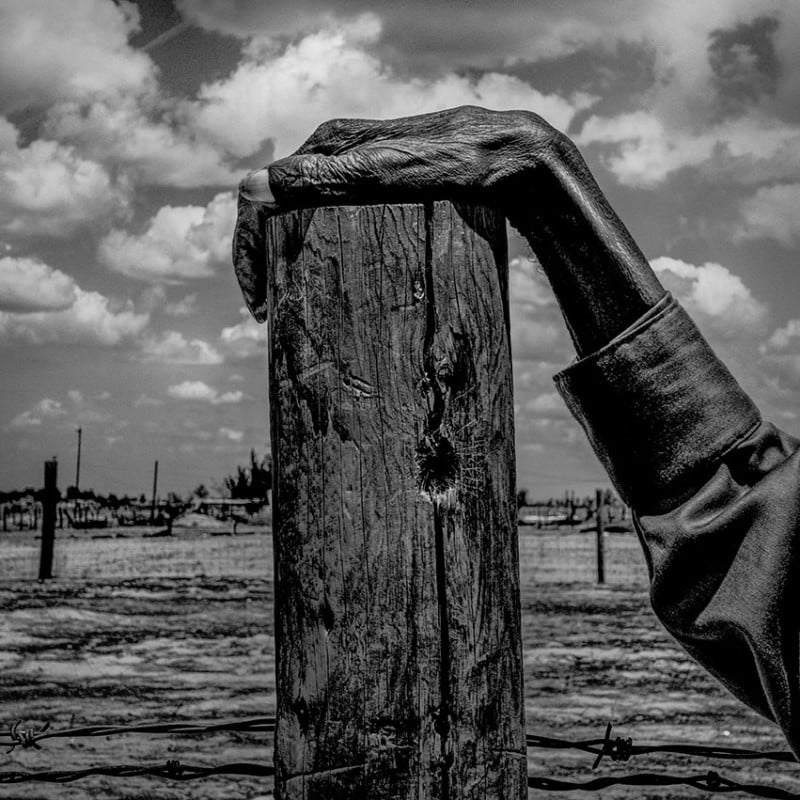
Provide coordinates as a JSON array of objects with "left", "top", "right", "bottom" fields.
[{"left": 553, "top": 293, "right": 761, "bottom": 513}]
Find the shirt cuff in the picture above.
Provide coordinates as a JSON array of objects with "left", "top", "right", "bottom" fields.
[{"left": 553, "top": 293, "right": 761, "bottom": 513}]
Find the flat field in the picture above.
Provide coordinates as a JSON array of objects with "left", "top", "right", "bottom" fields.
[{"left": 0, "top": 527, "right": 795, "bottom": 799}]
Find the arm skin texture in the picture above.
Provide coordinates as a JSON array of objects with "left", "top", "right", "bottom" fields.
[{"left": 233, "top": 106, "right": 800, "bottom": 757}]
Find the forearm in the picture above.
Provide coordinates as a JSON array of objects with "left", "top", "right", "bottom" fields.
[{"left": 507, "top": 134, "right": 665, "bottom": 356}]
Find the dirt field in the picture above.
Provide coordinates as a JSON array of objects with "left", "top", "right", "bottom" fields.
[{"left": 0, "top": 528, "right": 796, "bottom": 799}]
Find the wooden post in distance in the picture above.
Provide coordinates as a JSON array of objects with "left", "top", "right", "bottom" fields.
[
  {"left": 38, "top": 458, "right": 58, "bottom": 581},
  {"left": 595, "top": 488, "right": 606, "bottom": 585},
  {"left": 266, "top": 202, "right": 526, "bottom": 799}
]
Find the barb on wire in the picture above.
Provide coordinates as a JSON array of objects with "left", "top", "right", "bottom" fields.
[
  {"left": 590, "top": 722, "right": 633, "bottom": 769},
  {"left": 525, "top": 723, "right": 797, "bottom": 766},
  {"left": 5, "top": 721, "right": 49, "bottom": 754},
  {"left": 0, "top": 717, "right": 276, "bottom": 753}
]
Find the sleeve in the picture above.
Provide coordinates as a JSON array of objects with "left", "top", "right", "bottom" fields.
[{"left": 553, "top": 292, "right": 800, "bottom": 755}]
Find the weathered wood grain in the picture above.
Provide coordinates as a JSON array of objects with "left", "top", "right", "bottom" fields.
[{"left": 266, "top": 202, "right": 525, "bottom": 799}]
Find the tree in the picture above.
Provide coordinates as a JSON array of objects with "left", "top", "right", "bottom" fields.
[
  {"left": 192, "top": 483, "right": 210, "bottom": 499},
  {"left": 224, "top": 449, "right": 272, "bottom": 503}
]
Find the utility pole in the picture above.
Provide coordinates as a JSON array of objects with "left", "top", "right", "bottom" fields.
[
  {"left": 150, "top": 460, "right": 159, "bottom": 523},
  {"left": 75, "top": 427, "right": 82, "bottom": 492}
]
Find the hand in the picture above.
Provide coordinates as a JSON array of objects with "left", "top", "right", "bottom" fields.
[
  {"left": 232, "top": 104, "right": 662, "bottom": 356},
  {"left": 239, "top": 106, "right": 563, "bottom": 209},
  {"left": 232, "top": 106, "right": 567, "bottom": 320}
]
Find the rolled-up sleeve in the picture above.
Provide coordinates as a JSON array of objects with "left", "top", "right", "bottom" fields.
[{"left": 554, "top": 292, "right": 800, "bottom": 755}]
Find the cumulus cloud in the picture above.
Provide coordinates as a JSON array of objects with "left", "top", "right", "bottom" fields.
[
  {"left": 175, "top": 0, "right": 782, "bottom": 83},
  {"left": 4, "top": 3, "right": 232, "bottom": 190},
  {"left": 577, "top": 111, "right": 800, "bottom": 187},
  {"left": 98, "top": 192, "right": 236, "bottom": 282},
  {"left": 0, "top": 256, "right": 77, "bottom": 311},
  {"left": 187, "top": 17, "right": 592, "bottom": 159},
  {"left": 220, "top": 307, "right": 266, "bottom": 360},
  {"left": 508, "top": 257, "right": 554, "bottom": 310},
  {"left": 0, "top": 117, "right": 127, "bottom": 236},
  {"left": 134, "top": 393, "right": 163, "bottom": 408},
  {"left": 140, "top": 330, "right": 223, "bottom": 364},
  {"left": 510, "top": 317, "right": 567, "bottom": 363},
  {"left": 737, "top": 183, "right": 800, "bottom": 246},
  {"left": 506, "top": 257, "right": 569, "bottom": 362},
  {"left": 7, "top": 397, "right": 66, "bottom": 430},
  {"left": 0, "top": 287, "right": 149, "bottom": 346},
  {"left": 557, "top": 4, "right": 800, "bottom": 188},
  {"left": 651, "top": 256, "right": 767, "bottom": 337},
  {"left": 219, "top": 426, "right": 244, "bottom": 442},
  {"left": 523, "top": 392, "right": 570, "bottom": 418},
  {"left": 45, "top": 95, "right": 236, "bottom": 188},
  {"left": 167, "top": 380, "right": 244, "bottom": 404},
  {"left": 0, "top": 0, "right": 155, "bottom": 113},
  {"left": 165, "top": 293, "right": 198, "bottom": 317},
  {"left": 763, "top": 319, "right": 800, "bottom": 353},
  {"left": 758, "top": 319, "right": 800, "bottom": 394}
]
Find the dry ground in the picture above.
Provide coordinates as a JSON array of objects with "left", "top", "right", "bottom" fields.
[{"left": 0, "top": 528, "right": 796, "bottom": 799}]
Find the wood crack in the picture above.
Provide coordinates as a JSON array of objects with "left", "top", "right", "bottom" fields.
[{"left": 421, "top": 201, "right": 453, "bottom": 799}]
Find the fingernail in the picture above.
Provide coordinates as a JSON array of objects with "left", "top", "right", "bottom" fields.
[{"left": 239, "top": 167, "right": 275, "bottom": 203}]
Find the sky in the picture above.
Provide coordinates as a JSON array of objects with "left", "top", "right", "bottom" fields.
[{"left": 2, "top": 0, "right": 800, "bottom": 501}]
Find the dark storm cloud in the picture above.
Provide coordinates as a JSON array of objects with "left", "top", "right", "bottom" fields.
[
  {"left": 504, "top": 41, "right": 658, "bottom": 114},
  {"left": 175, "top": 0, "right": 632, "bottom": 73},
  {"left": 708, "top": 15, "right": 781, "bottom": 117}
]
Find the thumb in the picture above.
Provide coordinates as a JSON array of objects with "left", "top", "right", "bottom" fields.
[
  {"left": 232, "top": 194, "right": 270, "bottom": 322},
  {"left": 241, "top": 147, "right": 440, "bottom": 210},
  {"left": 239, "top": 167, "right": 276, "bottom": 205}
]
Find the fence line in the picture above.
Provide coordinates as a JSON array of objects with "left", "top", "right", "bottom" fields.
[
  {"left": 0, "top": 527, "right": 649, "bottom": 583},
  {"left": 3, "top": 716, "right": 794, "bottom": 765},
  {"left": 4, "top": 763, "right": 800, "bottom": 798},
  {"left": 0, "top": 530, "right": 272, "bottom": 582},
  {"left": 0, "top": 715, "right": 797, "bottom": 797}
]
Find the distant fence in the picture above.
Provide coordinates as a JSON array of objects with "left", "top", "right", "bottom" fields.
[
  {"left": 519, "top": 529, "right": 646, "bottom": 585},
  {"left": 0, "top": 527, "right": 647, "bottom": 584},
  {"left": 0, "top": 530, "right": 272, "bottom": 582}
]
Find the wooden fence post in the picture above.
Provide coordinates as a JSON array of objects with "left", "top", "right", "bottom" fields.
[
  {"left": 266, "top": 202, "right": 526, "bottom": 799},
  {"left": 595, "top": 488, "right": 606, "bottom": 585},
  {"left": 39, "top": 459, "right": 58, "bottom": 580}
]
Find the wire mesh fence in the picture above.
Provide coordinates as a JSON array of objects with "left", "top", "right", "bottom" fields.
[
  {"left": 0, "top": 525, "right": 644, "bottom": 584},
  {"left": 0, "top": 528, "right": 273, "bottom": 582}
]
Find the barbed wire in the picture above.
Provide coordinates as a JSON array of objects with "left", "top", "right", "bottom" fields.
[
  {"left": 0, "top": 760, "right": 274, "bottom": 784},
  {"left": 0, "top": 761, "right": 799, "bottom": 798},
  {"left": 3, "top": 716, "right": 799, "bottom": 797},
  {"left": 3, "top": 716, "right": 794, "bottom": 767},
  {"left": 529, "top": 723, "right": 797, "bottom": 768},
  {"left": 526, "top": 771, "right": 800, "bottom": 798},
  {"left": 2, "top": 717, "right": 276, "bottom": 754}
]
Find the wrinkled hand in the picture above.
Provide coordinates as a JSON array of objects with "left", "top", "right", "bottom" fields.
[{"left": 233, "top": 106, "right": 567, "bottom": 321}]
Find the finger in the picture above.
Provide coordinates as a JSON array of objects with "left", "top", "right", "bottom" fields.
[
  {"left": 267, "top": 147, "right": 448, "bottom": 209},
  {"left": 239, "top": 167, "right": 275, "bottom": 204},
  {"left": 292, "top": 118, "right": 385, "bottom": 156},
  {"left": 290, "top": 108, "right": 465, "bottom": 157},
  {"left": 232, "top": 194, "right": 270, "bottom": 322}
]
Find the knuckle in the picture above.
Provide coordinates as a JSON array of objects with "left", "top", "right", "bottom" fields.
[
  {"left": 313, "top": 119, "right": 339, "bottom": 139},
  {"left": 505, "top": 109, "right": 538, "bottom": 128},
  {"left": 450, "top": 105, "right": 485, "bottom": 123}
]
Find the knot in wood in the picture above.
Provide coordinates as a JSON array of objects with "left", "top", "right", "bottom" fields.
[{"left": 416, "top": 431, "right": 459, "bottom": 505}]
